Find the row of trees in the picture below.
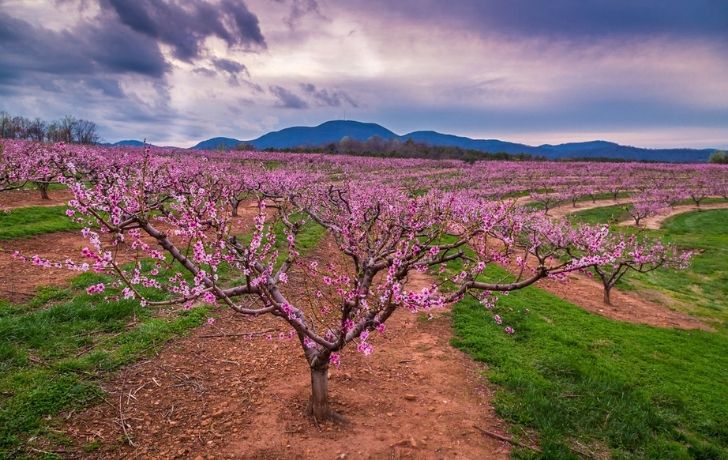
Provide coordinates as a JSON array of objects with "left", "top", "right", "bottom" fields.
[
  {"left": 0, "top": 112, "right": 99, "bottom": 144},
  {"left": 247, "top": 136, "right": 545, "bottom": 162}
]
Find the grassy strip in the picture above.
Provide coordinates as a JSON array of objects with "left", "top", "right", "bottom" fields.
[
  {"left": 449, "top": 264, "right": 728, "bottom": 458},
  {"left": 567, "top": 203, "right": 633, "bottom": 225},
  {"left": 0, "top": 206, "right": 82, "bottom": 240}
]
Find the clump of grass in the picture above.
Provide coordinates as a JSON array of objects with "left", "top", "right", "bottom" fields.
[{"left": 568, "top": 203, "right": 633, "bottom": 225}]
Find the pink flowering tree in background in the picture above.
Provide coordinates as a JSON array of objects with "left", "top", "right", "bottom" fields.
[
  {"left": 529, "top": 192, "right": 561, "bottom": 215},
  {"left": 628, "top": 192, "right": 669, "bottom": 226},
  {"left": 587, "top": 234, "right": 692, "bottom": 305},
  {"left": 0, "top": 141, "right": 30, "bottom": 192}
]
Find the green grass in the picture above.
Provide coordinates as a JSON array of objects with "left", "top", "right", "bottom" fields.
[
  {"left": 568, "top": 203, "right": 633, "bottom": 225},
  {"left": 451, "top": 265, "right": 728, "bottom": 459},
  {"left": 0, "top": 206, "right": 82, "bottom": 240},
  {"left": 0, "top": 272, "right": 209, "bottom": 458}
]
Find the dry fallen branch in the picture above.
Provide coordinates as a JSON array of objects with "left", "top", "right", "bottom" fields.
[
  {"left": 473, "top": 425, "right": 540, "bottom": 452},
  {"left": 199, "top": 329, "right": 278, "bottom": 339}
]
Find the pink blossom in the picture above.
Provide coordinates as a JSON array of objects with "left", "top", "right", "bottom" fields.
[{"left": 86, "top": 283, "right": 105, "bottom": 295}]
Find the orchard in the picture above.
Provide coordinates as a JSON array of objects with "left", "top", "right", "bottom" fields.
[{"left": 1, "top": 139, "right": 727, "bottom": 457}]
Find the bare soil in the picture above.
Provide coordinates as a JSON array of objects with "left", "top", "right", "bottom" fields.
[
  {"left": 59, "top": 241, "right": 511, "bottom": 459},
  {"left": 0, "top": 189, "right": 74, "bottom": 210},
  {"left": 0, "top": 232, "right": 88, "bottom": 302},
  {"left": 0, "top": 204, "right": 260, "bottom": 302}
]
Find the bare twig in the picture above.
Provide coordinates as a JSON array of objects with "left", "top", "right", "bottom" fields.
[
  {"left": 118, "top": 375, "right": 135, "bottom": 446},
  {"left": 199, "top": 329, "right": 277, "bottom": 339},
  {"left": 473, "top": 425, "right": 540, "bottom": 452}
]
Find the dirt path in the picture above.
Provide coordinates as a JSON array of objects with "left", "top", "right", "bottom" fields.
[
  {"left": 60, "top": 240, "right": 510, "bottom": 459},
  {"left": 617, "top": 202, "right": 728, "bottom": 229},
  {"left": 0, "top": 189, "right": 74, "bottom": 210}
]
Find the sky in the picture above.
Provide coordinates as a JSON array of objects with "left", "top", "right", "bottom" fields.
[{"left": 1, "top": 0, "right": 727, "bottom": 148}]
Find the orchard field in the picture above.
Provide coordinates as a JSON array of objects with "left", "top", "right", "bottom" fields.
[{"left": 1, "top": 139, "right": 727, "bottom": 459}]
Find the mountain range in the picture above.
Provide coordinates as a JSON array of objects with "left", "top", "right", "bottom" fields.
[{"left": 129, "top": 120, "right": 720, "bottom": 162}]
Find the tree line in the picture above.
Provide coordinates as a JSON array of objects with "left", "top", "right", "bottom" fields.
[
  {"left": 241, "top": 136, "right": 545, "bottom": 162},
  {"left": 709, "top": 151, "right": 728, "bottom": 164},
  {"left": 0, "top": 111, "right": 99, "bottom": 144}
]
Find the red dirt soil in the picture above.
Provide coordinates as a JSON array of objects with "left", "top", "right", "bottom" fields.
[
  {"left": 0, "top": 231, "right": 87, "bottom": 302},
  {"left": 0, "top": 189, "right": 74, "bottom": 209},
  {"left": 57, "top": 241, "right": 512, "bottom": 459}
]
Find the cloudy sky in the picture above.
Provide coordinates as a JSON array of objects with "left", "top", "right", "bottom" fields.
[{"left": 2, "top": 0, "right": 727, "bottom": 148}]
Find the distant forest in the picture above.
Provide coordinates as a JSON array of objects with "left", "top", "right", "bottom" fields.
[{"left": 0, "top": 111, "right": 99, "bottom": 144}]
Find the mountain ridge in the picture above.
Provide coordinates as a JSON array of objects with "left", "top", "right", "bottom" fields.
[{"left": 141, "top": 120, "right": 719, "bottom": 162}]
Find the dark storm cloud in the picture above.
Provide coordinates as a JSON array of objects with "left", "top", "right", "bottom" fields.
[
  {"left": 0, "top": 0, "right": 267, "bottom": 143},
  {"left": 1, "top": 0, "right": 266, "bottom": 90},
  {"left": 269, "top": 85, "right": 309, "bottom": 109},
  {"left": 299, "top": 83, "right": 358, "bottom": 108},
  {"left": 105, "top": 0, "right": 266, "bottom": 61},
  {"left": 285, "top": 0, "right": 325, "bottom": 28},
  {"left": 0, "top": 12, "right": 168, "bottom": 85},
  {"left": 212, "top": 58, "right": 250, "bottom": 86}
]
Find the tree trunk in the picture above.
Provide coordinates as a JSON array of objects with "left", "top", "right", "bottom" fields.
[
  {"left": 37, "top": 182, "right": 49, "bottom": 200},
  {"left": 231, "top": 198, "right": 240, "bottom": 217},
  {"left": 603, "top": 286, "right": 612, "bottom": 305},
  {"left": 308, "top": 363, "right": 331, "bottom": 421}
]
